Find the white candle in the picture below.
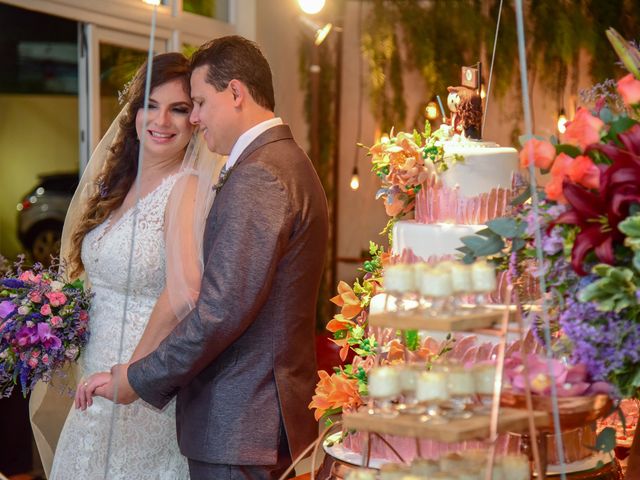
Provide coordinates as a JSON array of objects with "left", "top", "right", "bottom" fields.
[
  {"left": 473, "top": 363, "right": 498, "bottom": 395},
  {"left": 384, "top": 264, "right": 415, "bottom": 293},
  {"left": 368, "top": 366, "right": 401, "bottom": 399},
  {"left": 415, "top": 371, "right": 448, "bottom": 402},
  {"left": 450, "top": 263, "right": 473, "bottom": 293},
  {"left": 399, "top": 365, "right": 420, "bottom": 394},
  {"left": 446, "top": 366, "right": 475, "bottom": 396},
  {"left": 471, "top": 261, "right": 497, "bottom": 293},
  {"left": 419, "top": 268, "right": 453, "bottom": 297}
]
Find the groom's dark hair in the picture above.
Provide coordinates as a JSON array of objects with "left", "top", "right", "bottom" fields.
[{"left": 191, "top": 35, "right": 275, "bottom": 112}]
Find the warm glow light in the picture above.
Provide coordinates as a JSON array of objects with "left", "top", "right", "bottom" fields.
[
  {"left": 425, "top": 101, "right": 438, "bottom": 120},
  {"left": 142, "top": 0, "right": 161, "bottom": 5},
  {"left": 380, "top": 134, "right": 390, "bottom": 144},
  {"left": 314, "top": 23, "right": 333, "bottom": 46},
  {"left": 557, "top": 109, "right": 568, "bottom": 134},
  {"left": 480, "top": 84, "right": 486, "bottom": 100},
  {"left": 298, "top": 0, "right": 325, "bottom": 14},
  {"left": 350, "top": 166, "right": 360, "bottom": 191}
]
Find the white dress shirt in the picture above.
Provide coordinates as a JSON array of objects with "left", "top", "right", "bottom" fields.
[{"left": 225, "top": 117, "right": 283, "bottom": 170}]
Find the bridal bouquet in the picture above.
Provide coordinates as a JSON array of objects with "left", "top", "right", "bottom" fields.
[{"left": 0, "top": 256, "right": 91, "bottom": 397}]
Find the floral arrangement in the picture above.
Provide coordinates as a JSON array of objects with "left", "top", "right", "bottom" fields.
[
  {"left": 460, "top": 29, "right": 640, "bottom": 398},
  {"left": 0, "top": 256, "right": 91, "bottom": 397},
  {"left": 503, "top": 352, "right": 611, "bottom": 397},
  {"left": 364, "top": 122, "right": 461, "bottom": 225}
]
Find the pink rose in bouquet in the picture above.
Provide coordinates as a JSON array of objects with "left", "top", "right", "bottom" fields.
[{"left": 0, "top": 256, "right": 92, "bottom": 397}]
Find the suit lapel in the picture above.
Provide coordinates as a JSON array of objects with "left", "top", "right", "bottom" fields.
[{"left": 233, "top": 124, "right": 293, "bottom": 168}]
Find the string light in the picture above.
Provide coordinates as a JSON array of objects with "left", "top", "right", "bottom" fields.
[
  {"left": 557, "top": 108, "right": 568, "bottom": 134},
  {"left": 350, "top": 166, "right": 360, "bottom": 191},
  {"left": 298, "top": 0, "right": 325, "bottom": 14}
]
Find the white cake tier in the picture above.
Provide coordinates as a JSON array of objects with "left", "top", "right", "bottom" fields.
[
  {"left": 441, "top": 142, "right": 519, "bottom": 197},
  {"left": 392, "top": 220, "right": 482, "bottom": 259}
]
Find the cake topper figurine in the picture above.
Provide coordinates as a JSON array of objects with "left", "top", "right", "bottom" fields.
[{"left": 445, "top": 64, "right": 483, "bottom": 140}]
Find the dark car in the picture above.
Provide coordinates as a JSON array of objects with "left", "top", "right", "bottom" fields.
[{"left": 17, "top": 172, "right": 78, "bottom": 265}]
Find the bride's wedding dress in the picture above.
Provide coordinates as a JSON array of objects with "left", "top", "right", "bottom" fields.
[{"left": 50, "top": 173, "right": 189, "bottom": 479}]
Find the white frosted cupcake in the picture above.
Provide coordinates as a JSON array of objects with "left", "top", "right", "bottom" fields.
[
  {"left": 384, "top": 264, "right": 415, "bottom": 293},
  {"left": 368, "top": 366, "right": 401, "bottom": 399},
  {"left": 415, "top": 371, "right": 448, "bottom": 402},
  {"left": 473, "top": 363, "right": 497, "bottom": 396},
  {"left": 471, "top": 261, "right": 497, "bottom": 293}
]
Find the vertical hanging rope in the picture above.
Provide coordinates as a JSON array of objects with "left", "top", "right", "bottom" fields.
[
  {"left": 103, "top": 4, "right": 158, "bottom": 478},
  {"left": 513, "top": 0, "right": 567, "bottom": 478},
  {"left": 482, "top": 0, "right": 503, "bottom": 136}
]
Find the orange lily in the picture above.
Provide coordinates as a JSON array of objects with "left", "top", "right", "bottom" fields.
[
  {"left": 330, "top": 281, "right": 362, "bottom": 319},
  {"left": 308, "top": 369, "right": 363, "bottom": 421}
]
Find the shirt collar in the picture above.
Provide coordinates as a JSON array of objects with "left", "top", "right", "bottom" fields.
[{"left": 226, "top": 117, "right": 283, "bottom": 170}]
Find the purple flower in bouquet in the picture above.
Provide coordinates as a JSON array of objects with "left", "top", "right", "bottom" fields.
[
  {"left": 36, "top": 323, "right": 62, "bottom": 350},
  {"left": 0, "top": 301, "right": 15, "bottom": 319}
]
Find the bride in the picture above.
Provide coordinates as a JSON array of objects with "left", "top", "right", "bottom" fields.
[{"left": 46, "top": 52, "right": 221, "bottom": 479}]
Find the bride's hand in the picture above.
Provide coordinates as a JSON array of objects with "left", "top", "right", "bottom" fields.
[{"left": 75, "top": 372, "right": 111, "bottom": 410}]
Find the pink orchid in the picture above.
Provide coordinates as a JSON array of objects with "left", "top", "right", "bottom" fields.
[{"left": 36, "top": 323, "right": 62, "bottom": 350}]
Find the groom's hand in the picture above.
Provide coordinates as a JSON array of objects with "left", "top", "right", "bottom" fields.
[{"left": 94, "top": 363, "right": 139, "bottom": 405}]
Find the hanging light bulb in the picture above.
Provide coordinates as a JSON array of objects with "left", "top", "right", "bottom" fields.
[
  {"left": 425, "top": 101, "right": 438, "bottom": 120},
  {"left": 480, "top": 84, "right": 486, "bottom": 100},
  {"left": 298, "top": 0, "right": 325, "bottom": 14},
  {"left": 557, "top": 108, "right": 568, "bottom": 134},
  {"left": 350, "top": 166, "right": 360, "bottom": 191}
]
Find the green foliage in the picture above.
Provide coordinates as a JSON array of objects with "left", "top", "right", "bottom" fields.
[
  {"left": 359, "top": 1, "right": 637, "bottom": 132},
  {"left": 578, "top": 264, "right": 638, "bottom": 312}
]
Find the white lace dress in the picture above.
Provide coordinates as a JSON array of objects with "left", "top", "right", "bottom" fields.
[{"left": 50, "top": 174, "right": 189, "bottom": 480}]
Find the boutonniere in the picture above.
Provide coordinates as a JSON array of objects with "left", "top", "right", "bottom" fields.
[{"left": 213, "top": 164, "right": 235, "bottom": 193}]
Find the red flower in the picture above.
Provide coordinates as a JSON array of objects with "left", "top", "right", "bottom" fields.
[{"left": 552, "top": 124, "right": 640, "bottom": 275}]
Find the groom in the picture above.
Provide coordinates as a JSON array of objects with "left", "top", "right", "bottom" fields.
[{"left": 97, "top": 35, "right": 329, "bottom": 479}]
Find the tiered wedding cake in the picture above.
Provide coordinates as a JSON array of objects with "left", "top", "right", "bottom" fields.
[{"left": 392, "top": 137, "right": 520, "bottom": 260}]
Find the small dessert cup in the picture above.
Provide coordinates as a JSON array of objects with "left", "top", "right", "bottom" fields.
[
  {"left": 367, "top": 366, "right": 401, "bottom": 417},
  {"left": 415, "top": 369, "right": 449, "bottom": 423}
]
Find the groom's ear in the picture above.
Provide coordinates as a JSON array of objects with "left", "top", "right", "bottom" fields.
[{"left": 228, "top": 79, "right": 243, "bottom": 106}]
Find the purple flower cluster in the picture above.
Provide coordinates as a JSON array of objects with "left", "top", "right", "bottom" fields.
[
  {"left": 0, "top": 259, "right": 91, "bottom": 397},
  {"left": 559, "top": 297, "right": 640, "bottom": 395}
]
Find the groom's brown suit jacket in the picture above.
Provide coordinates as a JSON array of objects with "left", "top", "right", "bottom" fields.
[{"left": 128, "top": 124, "right": 329, "bottom": 466}]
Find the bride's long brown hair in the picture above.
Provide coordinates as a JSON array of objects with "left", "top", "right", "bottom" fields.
[{"left": 68, "top": 52, "right": 191, "bottom": 278}]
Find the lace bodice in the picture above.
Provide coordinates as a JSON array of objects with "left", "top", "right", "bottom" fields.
[{"left": 50, "top": 173, "right": 189, "bottom": 479}]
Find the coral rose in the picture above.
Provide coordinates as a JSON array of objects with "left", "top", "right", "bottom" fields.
[
  {"left": 617, "top": 73, "right": 640, "bottom": 106},
  {"left": 560, "top": 108, "right": 604, "bottom": 150},
  {"left": 519, "top": 138, "right": 556, "bottom": 170},
  {"left": 567, "top": 155, "right": 600, "bottom": 190}
]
